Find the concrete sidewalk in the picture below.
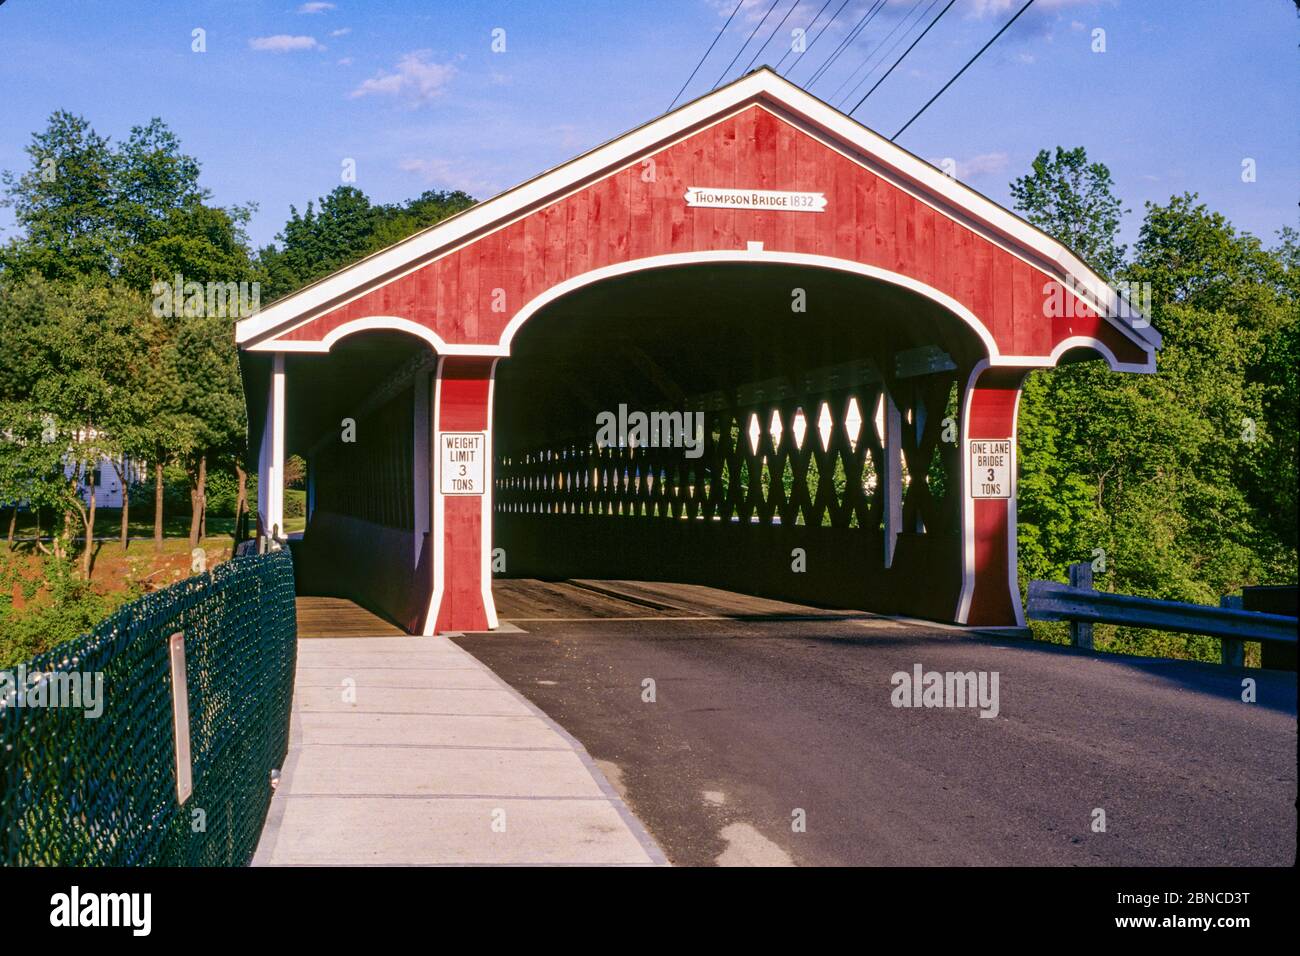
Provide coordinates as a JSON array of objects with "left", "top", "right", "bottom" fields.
[{"left": 252, "top": 634, "right": 667, "bottom": 866}]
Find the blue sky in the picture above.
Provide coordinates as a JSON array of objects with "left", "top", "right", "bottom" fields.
[{"left": 1, "top": 0, "right": 1295, "bottom": 252}]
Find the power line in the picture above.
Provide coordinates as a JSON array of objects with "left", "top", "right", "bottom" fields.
[
  {"left": 779, "top": 0, "right": 854, "bottom": 75},
  {"left": 711, "top": 0, "right": 783, "bottom": 90},
  {"left": 774, "top": 0, "right": 838, "bottom": 73},
  {"left": 741, "top": 0, "right": 806, "bottom": 77},
  {"left": 805, "top": 0, "right": 888, "bottom": 89},
  {"left": 803, "top": 0, "right": 887, "bottom": 87},
  {"left": 827, "top": 0, "right": 929, "bottom": 108},
  {"left": 668, "top": 0, "right": 746, "bottom": 111},
  {"left": 847, "top": 0, "right": 956, "bottom": 115},
  {"left": 891, "top": 0, "right": 1036, "bottom": 140}
]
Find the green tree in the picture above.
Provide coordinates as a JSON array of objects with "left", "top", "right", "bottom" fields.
[
  {"left": 0, "top": 111, "right": 118, "bottom": 280},
  {"left": 0, "top": 275, "right": 144, "bottom": 576},
  {"left": 1010, "top": 146, "right": 1128, "bottom": 277},
  {"left": 257, "top": 186, "right": 476, "bottom": 299},
  {"left": 2, "top": 112, "right": 258, "bottom": 554},
  {"left": 1010, "top": 148, "right": 1298, "bottom": 660}
]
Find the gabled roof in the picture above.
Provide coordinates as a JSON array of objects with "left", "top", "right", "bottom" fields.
[{"left": 236, "top": 66, "right": 1159, "bottom": 354}]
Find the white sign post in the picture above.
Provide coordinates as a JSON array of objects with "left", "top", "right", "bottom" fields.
[
  {"left": 440, "top": 432, "right": 486, "bottom": 495},
  {"left": 968, "top": 439, "right": 1012, "bottom": 499}
]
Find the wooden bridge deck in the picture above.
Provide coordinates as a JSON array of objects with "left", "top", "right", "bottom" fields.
[{"left": 295, "top": 596, "right": 407, "bottom": 638}]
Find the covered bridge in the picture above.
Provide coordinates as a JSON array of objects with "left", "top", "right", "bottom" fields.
[{"left": 236, "top": 67, "right": 1158, "bottom": 635}]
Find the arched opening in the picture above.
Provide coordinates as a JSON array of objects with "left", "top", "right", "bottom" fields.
[
  {"left": 491, "top": 261, "right": 987, "bottom": 620},
  {"left": 281, "top": 330, "right": 437, "bottom": 631}
]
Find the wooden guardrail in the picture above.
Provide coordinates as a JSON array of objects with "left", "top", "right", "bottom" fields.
[{"left": 1026, "top": 563, "right": 1299, "bottom": 666}]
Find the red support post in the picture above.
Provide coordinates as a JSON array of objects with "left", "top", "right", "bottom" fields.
[
  {"left": 425, "top": 356, "right": 499, "bottom": 634},
  {"left": 960, "top": 364, "right": 1029, "bottom": 628}
]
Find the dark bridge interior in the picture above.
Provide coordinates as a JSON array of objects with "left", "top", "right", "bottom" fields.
[{"left": 492, "top": 262, "right": 985, "bottom": 619}]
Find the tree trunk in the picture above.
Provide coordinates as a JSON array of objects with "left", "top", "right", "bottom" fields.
[
  {"left": 235, "top": 464, "right": 248, "bottom": 545},
  {"left": 55, "top": 499, "right": 73, "bottom": 560},
  {"left": 6, "top": 506, "right": 15, "bottom": 551},
  {"left": 154, "top": 462, "right": 164, "bottom": 553},
  {"left": 188, "top": 455, "right": 206, "bottom": 549},
  {"left": 199, "top": 456, "right": 208, "bottom": 541},
  {"left": 114, "top": 457, "right": 129, "bottom": 551},
  {"left": 34, "top": 511, "right": 49, "bottom": 555},
  {"left": 83, "top": 466, "right": 96, "bottom": 578}
]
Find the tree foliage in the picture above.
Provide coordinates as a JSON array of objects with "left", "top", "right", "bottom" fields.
[
  {"left": 1012, "top": 149, "right": 1297, "bottom": 660},
  {"left": 1, "top": 111, "right": 476, "bottom": 583},
  {"left": 256, "top": 185, "right": 475, "bottom": 300},
  {"left": 1009, "top": 146, "right": 1129, "bottom": 277}
]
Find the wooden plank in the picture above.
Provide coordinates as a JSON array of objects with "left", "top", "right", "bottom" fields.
[{"left": 296, "top": 597, "right": 407, "bottom": 638}]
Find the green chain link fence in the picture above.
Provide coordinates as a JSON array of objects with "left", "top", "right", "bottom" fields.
[{"left": 0, "top": 548, "right": 297, "bottom": 866}]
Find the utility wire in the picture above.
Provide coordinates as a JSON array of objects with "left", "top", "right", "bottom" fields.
[
  {"left": 742, "top": 0, "right": 806, "bottom": 76},
  {"left": 805, "top": 0, "right": 888, "bottom": 88},
  {"left": 827, "top": 0, "right": 929, "bottom": 107},
  {"left": 774, "top": 0, "right": 837, "bottom": 73},
  {"left": 779, "top": 0, "right": 854, "bottom": 75},
  {"left": 804, "top": 0, "right": 887, "bottom": 87},
  {"left": 668, "top": 0, "right": 746, "bottom": 110},
  {"left": 890, "top": 0, "right": 1036, "bottom": 139},
  {"left": 711, "top": 0, "right": 784, "bottom": 90},
  {"left": 848, "top": 0, "right": 956, "bottom": 115}
]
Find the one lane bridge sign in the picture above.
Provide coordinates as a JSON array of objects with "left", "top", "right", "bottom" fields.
[
  {"left": 440, "top": 432, "right": 486, "bottom": 495},
  {"left": 969, "top": 439, "right": 1012, "bottom": 499}
]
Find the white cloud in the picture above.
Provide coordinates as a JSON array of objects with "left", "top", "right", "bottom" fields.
[
  {"left": 708, "top": 0, "right": 773, "bottom": 24},
  {"left": 249, "top": 35, "right": 323, "bottom": 52},
  {"left": 331, "top": 28, "right": 351, "bottom": 37},
  {"left": 298, "top": 2, "right": 336, "bottom": 13},
  {"left": 399, "top": 157, "right": 490, "bottom": 196},
  {"left": 349, "top": 51, "right": 455, "bottom": 104},
  {"left": 337, "top": 57, "right": 354, "bottom": 66},
  {"left": 956, "top": 152, "right": 1010, "bottom": 178}
]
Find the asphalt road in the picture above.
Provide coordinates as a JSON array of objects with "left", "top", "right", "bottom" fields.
[{"left": 454, "top": 579, "right": 1297, "bottom": 867}]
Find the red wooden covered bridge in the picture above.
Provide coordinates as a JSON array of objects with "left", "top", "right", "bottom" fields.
[{"left": 236, "top": 68, "right": 1158, "bottom": 636}]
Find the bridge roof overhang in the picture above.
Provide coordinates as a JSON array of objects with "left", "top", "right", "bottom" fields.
[{"left": 235, "top": 67, "right": 1159, "bottom": 373}]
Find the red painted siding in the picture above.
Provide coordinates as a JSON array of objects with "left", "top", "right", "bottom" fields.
[{"left": 276, "top": 105, "right": 1145, "bottom": 368}]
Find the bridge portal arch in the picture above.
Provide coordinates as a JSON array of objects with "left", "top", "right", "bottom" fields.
[{"left": 490, "top": 255, "right": 987, "bottom": 626}]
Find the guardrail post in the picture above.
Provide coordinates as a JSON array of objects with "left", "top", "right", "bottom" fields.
[
  {"left": 1068, "top": 562, "right": 1093, "bottom": 650},
  {"left": 1219, "top": 595, "right": 1245, "bottom": 667}
]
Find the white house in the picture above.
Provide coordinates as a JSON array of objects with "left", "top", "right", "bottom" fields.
[{"left": 64, "top": 454, "right": 145, "bottom": 509}]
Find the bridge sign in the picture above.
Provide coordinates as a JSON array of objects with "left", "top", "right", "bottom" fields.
[
  {"left": 440, "top": 432, "right": 487, "bottom": 495},
  {"left": 969, "top": 440, "right": 1012, "bottom": 499},
  {"left": 684, "top": 186, "right": 827, "bottom": 213}
]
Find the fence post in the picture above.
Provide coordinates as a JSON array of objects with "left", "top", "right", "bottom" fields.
[
  {"left": 1068, "top": 562, "right": 1093, "bottom": 650},
  {"left": 1219, "top": 595, "right": 1245, "bottom": 667}
]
